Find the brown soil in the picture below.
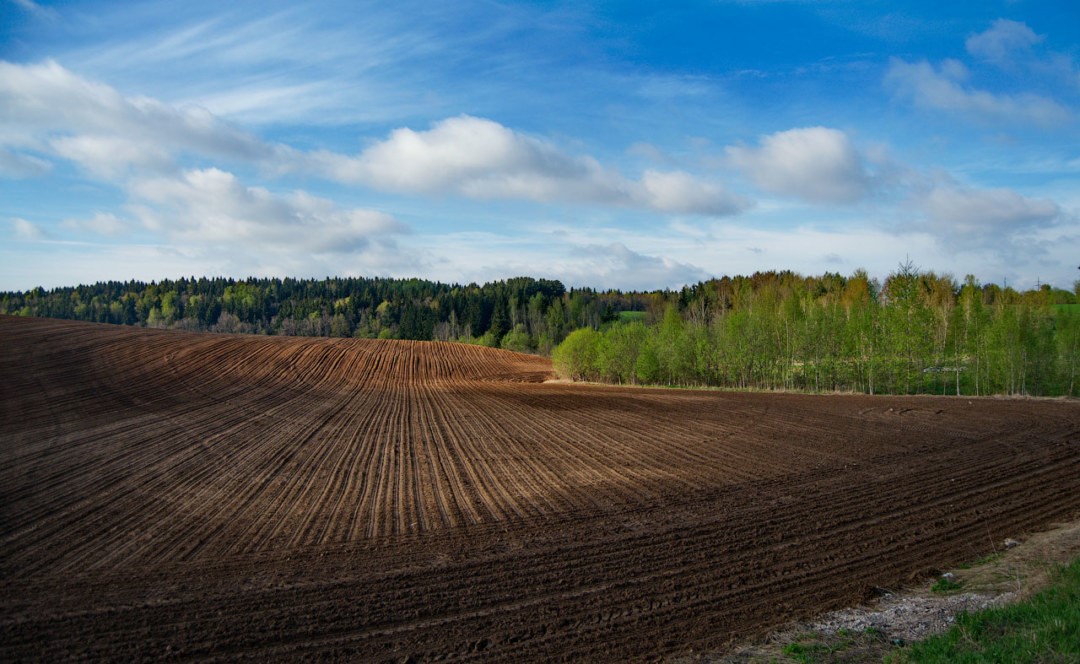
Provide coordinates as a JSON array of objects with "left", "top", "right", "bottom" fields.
[{"left": 2, "top": 316, "right": 1078, "bottom": 662}]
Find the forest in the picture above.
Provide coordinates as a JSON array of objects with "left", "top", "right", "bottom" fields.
[
  {"left": 3, "top": 265, "right": 1077, "bottom": 396},
  {"left": 554, "top": 266, "right": 1079, "bottom": 397}
]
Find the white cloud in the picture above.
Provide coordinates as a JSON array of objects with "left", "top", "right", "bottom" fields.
[
  {"left": 635, "top": 74, "right": 713, "bottom": 100},
  {"left": 318, "top": 115, "right": 747, "bottom": 216},
  {"left": 2, "top": 62, "right": 745, "bottom": 217},
  {"left": 12, "top": 0, "right": 57, "bottom": 20},
  {"left": 0, "top": 60, "right": 283, "bottom": 173},
  {"left": 413, "top": 230, "right": 710, "bottom": 291},
  {"left": 726, "top": 127, "right": 874, "bottom": 204},
  {"left": 413, "top": 211, "right": 1073, "bottom": 293},
  {"left": 65, "top": 7, "right": 446, "bottom": 126},
  {"left": 329, "top": 115, "right": 582, "bottom": 193},
  {"left": 637, "top": 170, "right": 750, "bottom": 215},
  {"left": 184, "top": 81, "right": 338, "bottom": 125},
  {"left": 11, "top": 218, "right": 47, "bottom": 240},
  {"left": 626, "top": 142, "right": 671, "bottom": 165},
  {"left": 964, "top": 20, "right": 1080, "bottom": 90},
  {"left": 61, "top": 212, "right": 129, "bottom": 236},
  {"left": 0, "top": 149, "right": 52, "bottom": 178},
  {"left": 884, "top": 58, "right": 1070, "bottom": 127},
  {"left": 50, "top": 135, "right": 173, "bottom": 178},
  {"left": 565, "top": 242, "right": 710, "bottom": 289},
  {"left": 917, "top": 183, "right": 1060, "bottom": 241},
  {"left": 559, "top": 219, "right": 944, "bottom": 289},
  {"left": 966, "top": 19, "right": 1042, "bottom": 67},
  {"left": 129, "top": 168, "right": 407, "bottom": 254}
]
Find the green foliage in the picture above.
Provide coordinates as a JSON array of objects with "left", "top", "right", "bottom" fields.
[
  {"left": 329, "top": 313, "right": 351, "bottom": 338},
  {"left": 0, "top": 275, "right": 582, "bottom": 352},
  {"left": 481, "top": 330, "right": 504, "bottom": 347},
  {"left": 500, "top": 324, "right": 533, "bottom": 353},
  {"left": 552, "top": 328, "right": 600, "bottom": 381},
  {"left": 550, "top": 266, "right": 1079, "bottom": 397},
  {"left": 596, "top": 321, "right": 648, "bottom": 384},
  {"left": 930, "top": 576, "right": 965, "bottom": 594},
  {"left": 894, "top": 558, "right": 1080, "bottom": 663},
  {"left": 634, "top": 336, "right": 662, "bottom": 385},
  {"left": 6, "top": 268, "right": 1077, "bottom": 397}
]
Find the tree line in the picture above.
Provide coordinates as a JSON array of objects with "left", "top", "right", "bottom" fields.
[
  {"left": 0, "top": 275, "right": 648, "bottom": 354},
  {"left": 553, "top": 265, "right": 1079, "bottom": 397},
  {"left": 4, "top": 266, "right": 1077, "bottom": 396}
]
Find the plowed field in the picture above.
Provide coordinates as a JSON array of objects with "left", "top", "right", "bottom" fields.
[{"left": 2, "top": 316, "right": 1078, "bottom": 661}]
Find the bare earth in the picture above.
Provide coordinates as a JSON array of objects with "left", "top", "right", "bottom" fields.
[{"left": 2, "top": 316, "right": 1078, "bottom": 661}]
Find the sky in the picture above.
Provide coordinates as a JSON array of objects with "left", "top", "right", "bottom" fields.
[{"left": 2, "top": 0, "right": 1078, "bottom": 292}]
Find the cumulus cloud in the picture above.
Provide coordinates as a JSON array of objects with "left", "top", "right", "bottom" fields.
[
  {"left": 2, "top": 62, "right": 744, "bottom": 216},
  {"left": 884, "top": 58, "right": 1070, "bottom": 127},
  {"left": 966, "top": 19, "right": 1042, "bottom": 67},
  {"left": 726, "top": 127, "right": 875, "bottom": 204},
  {"left": 637, "top": 170, "right": 749, "bottom": 215},
  {"left": 917, "top": 183, "right": 1060, "bottom": 241},
  {"left": 129, "top": 168, "right": 407, "bottom": 254},
  {"left": 317, "top": 115, "right": 747, "bottom": 216},
  {"left": 50, "top": 135, "right": 173, "bottom": 178},
  {"left": 326, "top": 115, "right": 606, "bottom": 197},
  {"left": 0, "top": 60, "right": 284, "bottom": 174},
  {"left": 0, "top": 149, "right": 52, "bottom": 178}
]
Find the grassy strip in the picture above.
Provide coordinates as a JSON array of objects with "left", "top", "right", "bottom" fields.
[
  {"left": 889, "top": 557, "right": 1080, "bottom": 663},
  {"left": 929, "top": 575, "right": 964, "bottom": 594},
  {"left": 780, "top": 628, "right": 889, "bottom": 662}
]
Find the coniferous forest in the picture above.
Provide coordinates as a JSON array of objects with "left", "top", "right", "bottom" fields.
[{"left": 4, "top": 264, "right": 1078, "bottom": 396}]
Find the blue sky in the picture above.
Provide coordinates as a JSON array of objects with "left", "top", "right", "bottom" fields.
[{"left": 2, "top": 0, "right": 1078, "bottom": 291}]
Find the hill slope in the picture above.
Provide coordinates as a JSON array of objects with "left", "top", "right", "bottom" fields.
[{"left": 2, "top": 316, "right": 1078, "bottom": 661}]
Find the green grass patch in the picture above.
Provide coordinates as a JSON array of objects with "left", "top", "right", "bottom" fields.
[
  {"left": 616, "top": 310, "right": 648, "bottom": 323},
  {"left": 1053, "top": 303, "right": 1080, "bottom": 312},
  {"left": 779, "top": 628, "right": 889, "bottom": 663},
  {"left": 959, "top": 552, "right": 1005, "bottom": 569},
  {"left": 782, "top": 635, "right": 853, "bottom": 663},
  {"left": 891, "top": 557, "right": 1080, "bottom": 663},
  {"left": 930, "top": 575, "right": 965, "bottom": 594}
]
